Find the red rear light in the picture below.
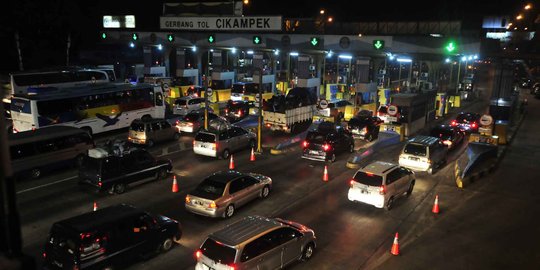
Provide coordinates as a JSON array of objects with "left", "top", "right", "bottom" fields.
[
  {"left": 228, "top": 264, "right": 236, "bottom": 270},
  {"left": 175, "top": 120, "right": 179, "bottom": 125},
  {"left": 450, "top": 120, "right": 457, "bottom": 126},
  {"left": 193, "top": 140, "right": 196, "bottom": 146},
  {"left": 225, "top": 108, "right": 229, "bottom": 114},
  {"left": 349, "top": 179, "right": 355, "bottom": 187},
  {"left": 238, "top": 109, "right": 242, "bottom": 116},
  {"left": 195, "top": 250, "right": 202, "bottom": 259},
  {"left": 379, "top": 185, "right": 386, "bottom": 195},
  {"left": 471, "top": 122, "right": 477, "bottom": 128},
  {"left": 323, "top": 143, "right": 331, "bottom": 151},
  {"left": 302, "top": 141, "right": 309, "bottom": 148},
  {"left": 42, "top": 252, "right": 47, "bottom": 258}
]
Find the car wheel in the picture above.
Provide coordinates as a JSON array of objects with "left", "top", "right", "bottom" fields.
[
  {"left": 30, "top": 168, "right": 41, "bottom": 179},
  {"left": 114, "top": 183, "right": 126, "bottom": 194},
  {"left": 156, "top": 168, "right": 168, "bottom": 180},
  {"left": 328, "top": 153, "right": 336, "bottom": 163},
  {"left": 386, "top": 196, "right": 395, "bottom": 211},
  {"left": 141, "top": 115, "right": 152, "bottom": 121},
  {"left": 146, "top": 139, "right": 155, "bottom": 148},
  {"left": 173, "top": 132, "right": 181, "bottom": 140},
  {"left": 301, "top": 243, "right": 315, "bottom": 261},
  {"left": 406, "top": 181, "right": 415, "bottom": 197},
  {"left": 224, "top": 204, "right": 235, "bottom": 218},
  {"left": 260, "top": 185, "right": 270, "bottom": 198},
  {"left": 349, "top": 144, "right": 355, "bottom": 153},
  {"left": 161, "top": 238, "right": 174, "bottom": 252},
  {"left": 222, "top": 149, "right": 230, "bottom": 160}
]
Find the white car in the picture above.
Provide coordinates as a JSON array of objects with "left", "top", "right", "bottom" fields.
[
  {"left": 173, "top": 96, "right": 205, "bottom": 116},
  {"left": 348, "top": 161, "right": 415, "bottom": 210}
]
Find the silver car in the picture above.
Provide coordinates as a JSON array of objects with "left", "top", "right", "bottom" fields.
[
  {"left": 175, "top": 111, "right": 221, "bottom": 134},
  {"left": 193, "top": 126, "right": 256, "bottom": 159},
  {"left": 195, "top": 216, "right": 316, "bottom": 270},
  {"left": 185, "top": 171, "right": 272, "bottom": 218},
  {"left": 173, "top": 96, "right": 205, "bottom": 116}
]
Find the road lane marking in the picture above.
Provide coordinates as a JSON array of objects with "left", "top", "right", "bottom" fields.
[{"left": 17, "top": 176, "right": 77, "bottom": 194}]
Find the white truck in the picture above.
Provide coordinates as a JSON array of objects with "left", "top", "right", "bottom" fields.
[{"left": 263, "top": 87, "right": 317, "bottom": 133}]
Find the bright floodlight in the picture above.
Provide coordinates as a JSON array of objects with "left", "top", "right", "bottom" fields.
[
  {"left": 339, "top": 54, "right": 352, "bottom": 59},
  {"left": 129, "top": 42, "right": 135, "bottom": 48},
  {"left": 289, "top": 52, "right": 299, "bottom": 56},
  {"left": 445, "top": 58, "right": 451, "bottom": 63},
  {"left": 231, "top": 47, "right": 237, "bottom": 54},
  {"left": 157, "top": 44, "right": 163, "bottom": 51},
  {"left": 274, "top": 49, "right": 279, "bottom": 56},
  {"left": 327, "top": 51, "right": 333, "bottom": 57},
  {"left": 461, "top": 56, "right": 467, "bottom": 61},
  {"left": 210, "top": 49, "right": 214, "bottom": 52},
  {"left": 192, "top": 46, "right": 197, "bottom": 52},
  {"left": 473, "top": 55, "right": 478, "bottom": 59},
  {"left": 468, "top": 56, "right": 473, "bottom": 60},
  {"left": 396, "top": 58, "right": 412, "bottom": 63},
  {"left": 247, "top": 50, "right": 254, "bottom": 55}
]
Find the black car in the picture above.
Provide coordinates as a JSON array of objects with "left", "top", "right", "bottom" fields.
[
  {"left": 451, "top": 112, "right": 481, "bottom": 132},
  {"left": 225, "top": 100, "right": 254, "bottom": 122},
  {"left": 301, "top": 121, "right": 355, "bottom": 162},
  {"left": 78, "top": 146, "right": 172, "bottom": 194},
  {"left": 347, "top": 116, "right": 383, "bottom": 141},
  {"left": 43, "top": 204, "right": 182, "bottom": 270},
  {"left": 430, "top": 125, "right": 465, "bottom": 150}
]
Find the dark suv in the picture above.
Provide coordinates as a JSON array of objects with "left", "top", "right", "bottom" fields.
[
  {"left": 79, "top": 147, "right": 172, "bottom": 194},
  {"left": 301, "top": 121, "right": 355, "bottom": 162},
  {"left": 451, "top": 112, "right": 481, "bottom": 132},
  {"left": 347, "top": 116, "right": 383, "bottom": 141},
  {"left": 225, "top": 100, "right": 254, "bottom": 122}
]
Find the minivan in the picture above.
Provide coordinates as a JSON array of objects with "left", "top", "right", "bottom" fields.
[
  {"left": 128, "top": 118, "right": 180, "bottom": 147},
  {"left": 398, "top": 135, "right": 448, "bottom": 174},
  {"left": 43, "top": 204, "right": 182, "bottom": 270},
  {"left": 193, "top": 126, "right": 256, "bottom": 159},
  {"left": 173, "top": 96, "right": 205, "bottom": 116},
  {"left": 195, "top": 216, "right": 316, "bottom": 270},
  {"left": 348, "top": 161, "right": 415, "bottom": 210}
]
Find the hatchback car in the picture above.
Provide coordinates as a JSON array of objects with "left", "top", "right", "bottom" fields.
[
  {"left": 175, "top": 110, "right": 223, "bottom": 134},
  {"left": 348, "top": 161, "right": 415, "bottom": 210},
  {"left": 193, "top": 125, "right": 256, "bottom": 159},
  {"left": 185, "top": 171, "right": 272, "bottom": 218},
  {"left": 128, "top": 118, "right": 180, "bottom": 147},
  {"left": 196, "top": 216, "right": 316, "bottom": 270},
  {"left": 451, "top": 112, "right": 481, "bottom": 132},
  {"left": 430, "top": 125, "right": 465, "bottom": 150},
  {"left": 302, "top": 121, "right": 355, "bottom": 162},
  {"left": 347, "top": 116, "right": 383, "bottom": 141},
  {"left": 173, "top": 96, "right": 205, "bottom": 116}
]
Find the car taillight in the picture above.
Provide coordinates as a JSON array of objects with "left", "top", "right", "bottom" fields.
[
  {"left": 379, "top": 185, "right": 386, "bottom": 195},
  {"left": 450, "top": 120, "right": 457, "bottom": 126},
  {"left": 225, "top": 108, "right": 229, "bottom": 114},
  {"left": 175, "top": 120, "right": 179, "bottom": 125},
  {"left": 443, "top": 140, "right": 452, "bottom": 146},
  {"left": 42, "top": 252, "right": 47, "bottom": 258},
  {"left": 185, "top": 195, "right": 191, "bottom": 204},
  {"left": 323, "top": 143, "right": 331, "bottom": 151},
  {"left": 209, "top": 201, "right": 217, "bottom": 208},
  {"left": 193, "top": 140, "right": 196, "bottom": 146},
  {"left": 228, "top": 264, "right": 236, "bottom": 270},
  {"left": 195, "top": 249, "right": 202, "bottom": 259},
  {"left": 238, "top": 109, "right": 242, "bottom": 117},
  {"left": 212, "top": 143, "right": 217, "bottom": 150},
  {"left": 471, "top": 122, "right": 477, "bottom": 128},
  {"left": 187, "top": 122, "right": 193, "bottom": 126},
  {"left": 73, "top": 265, "right": 80, "bottom": 270},
  {"left": 349, "top": 179, "right": 355, "bottom": 187},
  {"left": 302, "top": 141, "right": 309, "bottom": 148}
]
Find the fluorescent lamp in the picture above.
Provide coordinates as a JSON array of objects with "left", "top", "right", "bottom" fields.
[
  {"left": 396, "top": 58, "right": 412, "bottom": 63},
  {"left": 339, "top": 54, "right": 353, "bottom": 59}
]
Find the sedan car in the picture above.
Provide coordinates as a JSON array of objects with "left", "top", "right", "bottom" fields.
[
  {"left": 430, "top": 125, "right": 465, "bottom": 150},
  {"left": 347, "top": 116, "right": 383, "bottom": 141},
  {"left": 185, "top": 170, "right": 272, "bottom": 218},
  {"left": 175, "top": 110, "right": 224, "bottom": 134},
  {"left": 451, "top": 112, "right": 481, "bottom": 132}
]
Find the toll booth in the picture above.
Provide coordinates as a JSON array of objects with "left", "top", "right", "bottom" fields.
[
  {"left": 298, "top": 78, "right": 321, "bottom": 98},
  {"left": 253, "top": 74, "right": 276, "bottom": 100},
  {"left": 173, "top": 69, "right": 199, "bottom": 97},
  {"left": 391, "top": 90, "right": 436, "bottom": 137},
  {"left": 489, "top": 97, "right": 517, "bottom": 145},
  {"left": 325, "top": 84, "right": 347, "bottom": 101},
  {"left": 435, "top": 93, "right": 449, "bottom": 118},
  {"left": 378, "top": 88, "right": 391, "bottom": 106},
  {"left": 206, "top": 71, "right": 235, "bottom": 102}
]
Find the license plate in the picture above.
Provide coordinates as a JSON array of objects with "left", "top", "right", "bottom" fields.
[
  {"left": 361, "top": 189, "right": 369, "bottom": 194},
  {"left": 409, "top": 157, "right": 419, "bottom": 161},
  {"left": 202, "top": 263, "right": 214, "bottom": 270},
  {"left": 309, "top": 150, "right": 319, "bottom": 155}
]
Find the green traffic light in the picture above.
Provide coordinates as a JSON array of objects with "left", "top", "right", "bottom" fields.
[
  {"left": 101, "top": 33, "right": 107, "bottom": 39},
  {"left": 373, "top": 40, "right": 384, "bottom": 50},
  {"left": 445, "top": 41, "right": 456, "bottom": 53},
  {"left": 167, "top": 34, "right": 174, "bottom": 42},
  {"left": 253, "top": 36, "right": 261, "bottom": 44},
  {"left": 310, "top": 37, "right": 319, "bottom": 46},
  {"left": 208, "top": 35, "right": 215, "bottom": 43},
  {"left": 132, "top": 33, "right": 138, "bottom": 41}
]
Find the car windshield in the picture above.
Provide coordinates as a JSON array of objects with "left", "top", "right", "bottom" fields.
[
  {"left": 130, "top": 122, "right": 145, "bottom": 132},
  {"left": 404, "top": 143, "right": 427, "bottom": 156},
  {"left": 195, "top": 132, "right": 216, "bottom": 143},
  {"left": 200, "top": 238, "right": 236, "bottom": 265},
  {"left": 175, "top": 99, "right": 187, "bottom": 105},
  {"left": 430, "top": 128, "right": 453, "bottom": 140},
  {"left": 195, "top": 178, "right": 225, "bottom": 196},
  {"left": 353, "top": 171, "right": 383, "bottom": 186}
]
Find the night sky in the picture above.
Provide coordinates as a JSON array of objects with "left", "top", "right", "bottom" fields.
[{"left": 1, "top": 0, "right": 526, "bottom": 73}]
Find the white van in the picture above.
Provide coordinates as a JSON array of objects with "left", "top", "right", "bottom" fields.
[{"left": 398, "top": 135, "right": 448, "bottom": 174}]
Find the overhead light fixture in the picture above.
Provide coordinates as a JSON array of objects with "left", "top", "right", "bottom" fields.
[
  {"left": 396, "top": 58, "right": 412, "bottom": 63},
  {"left": 274, "top": 49, "right": 279, "bottom": 56},
  {"left": 247, "top": 50, "right": 254, "bottom": 55},
  {"left": 192, "top": 46, "right": 197, "bottom": 52},
  {"left": 338, "top": 54, "right": 353, "bottom": 59},
  {"left": 129, "top": 42, "right": 135, "bottom": 48},
  {"left": 430, "top": 34, "right": 442, "bottom": 37},
  {"left": 289, "top": 52, "right": 299, "bottom": 56},
  {"left": 231, "top": 47, "right": 237, "bottom": 54},
  {"left": 157, "top": 44, "right": 163, "bottom": 50}
]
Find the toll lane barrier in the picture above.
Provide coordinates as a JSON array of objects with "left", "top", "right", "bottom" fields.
[{"left": 346, "top": 131, "right": 401, "bottom": 169}]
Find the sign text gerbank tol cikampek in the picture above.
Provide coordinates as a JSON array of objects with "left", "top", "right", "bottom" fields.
[{"left": 160, "top": 16, "right": 282, "bottom": 31}]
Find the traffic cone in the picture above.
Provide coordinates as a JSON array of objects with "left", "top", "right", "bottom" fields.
[
  {"left": 390, "top": 232, "right": 400, "bottom": 256},
  {"left": 172, "top": 176, "right": 179, "bottom": 193},
  {"left": 93, "top": 201, "right": 98, "bottom": 211},
  {"left": 250, "top": 148, "right": 256, "bottom": 162},
  {"left": 323, "top": 165, "right": 329, "bottom": 182},
  {"left": 229, "top": 155, "right": 235, "bottom": 170},
  {"left": 432, "top": 195, "right": 440, "bottom": 214}
]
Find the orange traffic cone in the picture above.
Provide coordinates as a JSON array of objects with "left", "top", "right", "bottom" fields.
[
  {"left": 432, "top": 195, "right": 440, "bottom": 214},
  {"left": 250, "top": 148, "right": 256, "bottom": 162},
  {"left": 390, "top": 232, "right": 400, "bottom": 256},
  {"left": 93, "top": 201, "right": 98, "bottom": 211},
  {"left": 172, "top": 176, "right": 179, "bottom": 193},
  {"left": 229, "top": 155, "right": 235, "bottom": 170},
  {"left": 323, "top": 165, "right": 329, "bottom": 182}
]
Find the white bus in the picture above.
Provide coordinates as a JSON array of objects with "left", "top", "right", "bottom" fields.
[
  {"left": 10, "top": 83, "right": 166, "bottom": 135},
  {"left": 9, "top": 67, "right": 114, "bottom": 95}
]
